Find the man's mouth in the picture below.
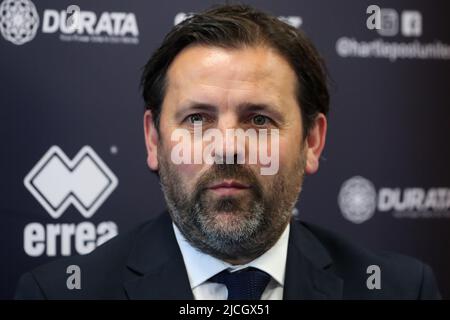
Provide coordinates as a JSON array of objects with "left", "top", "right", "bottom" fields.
[{"left": 207, "top": 179, "right": 251, "bottom": 196}]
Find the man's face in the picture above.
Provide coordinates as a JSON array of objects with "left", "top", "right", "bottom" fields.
[{"left": 144, "top": 45, "right": 326, "bottom": 263}]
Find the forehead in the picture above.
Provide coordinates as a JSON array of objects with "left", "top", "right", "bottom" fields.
[{"left": 165, "top": 45, "right": 298, "bottom": 107}]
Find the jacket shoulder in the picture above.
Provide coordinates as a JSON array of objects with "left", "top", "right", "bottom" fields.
[
  {"left": 298, "top": 221, "right": 441, "bottom": 299},
  {"left": 15, "top": 218, "right": 156, "bottom": 299}
]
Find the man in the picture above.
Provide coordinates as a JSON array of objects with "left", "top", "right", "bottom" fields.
[{"left": 15, "top": 4, "right": 440, "bottom": 300}]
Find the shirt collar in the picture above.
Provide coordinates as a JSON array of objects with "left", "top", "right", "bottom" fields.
[{"left": 173, "top": 222, "right": 290, "bottom": 289}]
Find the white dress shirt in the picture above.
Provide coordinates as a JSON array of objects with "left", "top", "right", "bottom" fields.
[{"left": 173, "top": 223, "right": 290, "bottom": 300}]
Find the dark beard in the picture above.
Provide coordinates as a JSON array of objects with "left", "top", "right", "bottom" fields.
[{"left": 158, "top": 157, "right": 305, "bottom": 262}]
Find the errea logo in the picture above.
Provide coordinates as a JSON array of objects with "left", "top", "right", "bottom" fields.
[
  {"left": 24, "top": 146, "right": 118, "bottom": 219},
  {"left": 23, "top": 146, "right": 119, "bottom": 257}
]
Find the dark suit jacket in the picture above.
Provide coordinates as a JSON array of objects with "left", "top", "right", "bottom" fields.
[{"left": 15, "top": 212, "right": 441, "bottom": 299}]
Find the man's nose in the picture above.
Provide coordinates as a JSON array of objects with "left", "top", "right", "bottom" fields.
[{"left": 212, "top": 114, "right": 245, "bottom": 164}]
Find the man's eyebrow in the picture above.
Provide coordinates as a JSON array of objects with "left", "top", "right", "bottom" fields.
[
  {"left": 174, "top": 101, "right": 285, "bottom": 120},
  {"left": 174, "top": 102, "right": 217, "bottom": 120},
  {"left": 236, "top": 102, "right": 284, "bottom": 121}
]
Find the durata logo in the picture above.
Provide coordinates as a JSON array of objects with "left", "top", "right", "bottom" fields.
[
  {"left": 24, "top": 145, "right": 118, "bottom": 219},
  {"left": 0, "top": 0, "right": 39, "bottom": 45},
  {"left": 338, "top": 176, "right": 377, "bottom": 224},
  {"left": 42, "top": 8, "right": 139, "bottom": 44},
  {"left": 338, "top": 176, "right": 450, "bottom": 224},
  {"left": 0, "top": 0, "right": 139, "bottom": 45}
]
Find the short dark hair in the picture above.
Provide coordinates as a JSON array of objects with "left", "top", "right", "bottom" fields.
[{"left": 141, "top": 4, "right": 329, "bottom": 138}]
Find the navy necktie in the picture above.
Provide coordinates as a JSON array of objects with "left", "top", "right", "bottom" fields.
[{"left": 209, "top": 267, "right": 271, "bottom": 300}]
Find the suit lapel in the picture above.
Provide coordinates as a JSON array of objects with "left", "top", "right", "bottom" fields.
[
  {"left": 283, "top": 219, "right": 343, "bottom": 299},
  {"left": 123, "top": 212, "right": 194, "bottom": 299},
  {"left": 122, "top": 212, "right": 342, "bottom": 300}
]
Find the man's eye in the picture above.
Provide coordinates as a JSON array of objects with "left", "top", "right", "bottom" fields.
[
  {"left": 252, "top": 114, "right": 270, "bottom": 126},
  {"left": 187, "top": 113, "right": 203, "bottom": 124}
]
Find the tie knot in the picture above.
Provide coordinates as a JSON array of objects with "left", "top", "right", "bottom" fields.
[{"left": 209, "top": 267, "right": 271, "bottom": 300}]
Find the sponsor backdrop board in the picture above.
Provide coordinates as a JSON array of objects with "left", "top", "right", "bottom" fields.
[{"left": 1, "top": 0, "right": 450, "bottom": 299}]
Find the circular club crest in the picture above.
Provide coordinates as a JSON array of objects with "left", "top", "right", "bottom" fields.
[
  {"left": 0, "top": 0, "right": 39, "bottom": 45},
  {"left": 338, "top": 176, "right": 377, "bottom": 224}
]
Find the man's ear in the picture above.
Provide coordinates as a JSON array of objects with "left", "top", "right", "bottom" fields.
[
  {"left": 304, "top": 113, "right": 327, "bottom": 175},
  {"left": 143, "top": 110, "right": 159, "bottom": 171}
]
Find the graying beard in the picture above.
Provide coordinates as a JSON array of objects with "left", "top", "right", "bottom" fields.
[
  {"left": 158, "top": 152, "right": 304, "bottom": 262},
  {"left": 165, "top": 185, "right": 294, "bottom": 262}
]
